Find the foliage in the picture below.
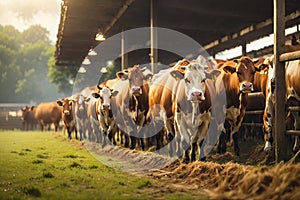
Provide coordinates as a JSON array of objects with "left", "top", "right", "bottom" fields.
[{"left": 0, "top": 25, "right": 63, "bottom": 103}]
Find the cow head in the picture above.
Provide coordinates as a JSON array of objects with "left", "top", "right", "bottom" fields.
[
  {"left": 57, "top": 98, "right": 73, "bottom": 116},
  {"left": 221, "top": 56, "right": 262, "bottom": 93},
  {"left": 21, "top": 106, "right": 30, "bottom": 122},
  {"left": 116, "top": 65, "right": 152, "bottom": 97},
  {"left": 92, "top": 85, "right": 118, "bottom": 112},
  {"left": 170, "top": 55, "right": 211, "bottom": 102},
  {"left": 73, "top": 94, "right": 90, "bottom": 112}
]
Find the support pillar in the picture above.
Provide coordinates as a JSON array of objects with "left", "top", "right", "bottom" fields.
[
  {"left": 121, "top": 30, "right": 128, "bottom": 70},
  {"left": 150, "top": 0, "right": 158, "bottom": 73}
]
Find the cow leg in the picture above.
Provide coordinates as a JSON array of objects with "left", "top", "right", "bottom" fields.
[
  {"left": 75, "top": 127, "right": 78, "bottom": 140},
  {"left": 217, "top": 131, "right": 227, "bottom": 154},
  {"left": 292, "top": 112, "right": 300, "bottom": 153},
  {"left": 232, "top": 132, "right": 240, "bottom": 156},
  {"left": 67, "top": 128, "right": 72, "bottom": 139},
  {"left": 190, "top": 142, "right": 197, "bottom": 162},
  {"left": 182, "top": 144, "right": 190, "bottom": 163},
  {"left": 199, "top": 139, "right": 206, "bottom": 161},
  {"left": 130, "top": 136, "right": 136, "bottom": 150}
]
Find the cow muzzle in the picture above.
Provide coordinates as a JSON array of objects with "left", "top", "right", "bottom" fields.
[
  {"left": 102, "top": 104, "right": 110, "bottom": 111},
  {"left": 130, "top": 87, "right": 142, "bottom": 96},
  {"left": 190, "top": 91, "right": 205, "bottom": 101},
  {"left": 240, "top": 82, "right": 253, "bottom": 93},
  {"left": 63, "top": 110, "right": 70, "bottom": 115}
]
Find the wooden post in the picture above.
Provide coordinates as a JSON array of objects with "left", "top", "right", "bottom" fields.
[
  {"left": 121, "top": 29, "right": 128, "bottom": 70},
  {"left": 274, "top": 0, "right": 292, "bottom": 162},
  {"left": 242, "top": 43, "right": 247, "bottom": 56},
  {"left": 150, "top": 0, "right": 158, "bottom": 73}
]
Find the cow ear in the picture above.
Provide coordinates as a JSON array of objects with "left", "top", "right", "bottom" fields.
[
  {"left": 21, "top": 107, "right": 26, "bottom": 111},
  {"left": 30, "top": 106, "right": 35, "bottom": 111},
  {"left": 97, "top": 85, "right": 103, "bottom": 90},
  {"left": 111, "top": 90, "right": 119, "bottom": 97},
  {"left": 92, "top": 92, "right": 100, "bottom": 99},
  {"left": 222, "top": 65, "right": 236, "bottom": 74},
  {"left": 205, "top": 69, "right": 221, "bottom": 80},
  {"left": 57, "top": 100, "right": 63, "bottom": 106},
  {"left": 170, "top": 70, "right": 184, "bottom": 81},
  {"left": 256, "top": 63, "right": 269, "bottom": 72},
  {"left": 116, "top": 71, "right": 128, "bottom": 80},
  {"left": 143, "top": 74, "right": 153, "bottom": 81}
]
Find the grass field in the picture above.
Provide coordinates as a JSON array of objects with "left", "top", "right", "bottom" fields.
[{"left": 0, "top": 130, "right": 207, "bottom": 200}]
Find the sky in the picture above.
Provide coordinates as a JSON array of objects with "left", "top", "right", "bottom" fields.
[{"left": 0, "top": 0, "right": 61, "bottom": 44}]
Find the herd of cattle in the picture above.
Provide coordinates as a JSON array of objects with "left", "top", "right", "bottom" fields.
[{"left": 21, "top": 48, "right": 300, "bottom": 163}]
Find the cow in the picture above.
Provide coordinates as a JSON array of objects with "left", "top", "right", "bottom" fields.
[
  {"left": 72, "top": 93, "right": 90, "bottom": 140},
  {"left": 286, "top": 59, "right": 300, "bottom": 153},
  {"left": 263, "top": 57, "right": 300, "bottom": 153},
  {"left": 21, "top": 106, "right": 38, "bottom": 130},
  {"left": 34, "top": 101, "right": 62, "bottom": 132},
  {"left": 111, "top": 65, "right": 152, "bottom": 150},
  {"left": 146, "top": 55, "right": 218, "bottom": 162},
  {"left": 92, "top": 84, "right": 118, "bottom": 146},
  {"left": 214, "top": 56, "right": 265, "bottom": 156},
  {"left": 85, "top": 85, "right": 102, "bottom": 143},
  {"left": 57, "top": 98, "right": 77, "bottom": 139},
  {"left": 240, "top": 57, "right": 269, "bottom": 141}
]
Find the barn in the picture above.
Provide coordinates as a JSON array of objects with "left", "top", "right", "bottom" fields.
[{"left": 54, "top": 0, "right": 300, "bottom": 163}]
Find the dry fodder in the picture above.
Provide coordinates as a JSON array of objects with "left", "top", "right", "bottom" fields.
[{"left": 158, "top": 159, "right": 300, "bottom": 199}]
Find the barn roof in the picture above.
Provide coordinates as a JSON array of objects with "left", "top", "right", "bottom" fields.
[{"left": 55, "top": 0, "right": 300, "bottom": 66}]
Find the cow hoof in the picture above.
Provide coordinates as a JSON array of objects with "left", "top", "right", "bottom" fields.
[{"left": 264, "top": 141, "right": 272, "bottom": 152}]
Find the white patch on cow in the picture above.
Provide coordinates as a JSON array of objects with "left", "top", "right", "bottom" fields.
[
  {"left": 242, "top": 62, "right": 247, "bottom": 70},
  {"left": 264, "top": 141, "right": 272, "bottom": 151},
  {"left": 63, "top": 110, "right": 70, "bottom": 115}
]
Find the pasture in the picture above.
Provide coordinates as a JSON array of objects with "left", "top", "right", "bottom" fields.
[
  {"left": 1, "top": 130, "right": 300, "bottom": 199},
  {"left": 0, "top": 130, "right": 206, "bottom": 200}
]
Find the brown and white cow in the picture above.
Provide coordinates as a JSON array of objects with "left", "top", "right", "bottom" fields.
[
  {"left": 34, "top": 101, "right": 62, "bottom": 132},
  {"left": 263, "top": 57, "right": 300, "bottom": 153},
  {"left": 21, "top": 106, "right": 38, "bottom": 130},
  {"left": 240, "top": 57, "right": 269, "bottom": 140},
  {"left": 111, "top": 65, "right": 152, "bottom": 150},
  {"left": 146, "top": 56, "right": 218, "bottom": 162},
  {"left": 92, "top": 84, "right": 118, "bottom": 146},
  {"left": 57, "top": 98, "right": 77, "bottom": 139},
  {"left": 214, "top": 56, "right": 264, "bottom": 156}
]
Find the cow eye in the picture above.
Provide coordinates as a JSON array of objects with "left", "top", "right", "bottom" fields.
[
  {"left": 185, "top": 78, "right": 191, "bottom": 84},
  {"left": 236, "top": 71, "right": 242, "bottom": 76},
  {"left": 201, "top": 78, "right": 206, "bottom": 83}
]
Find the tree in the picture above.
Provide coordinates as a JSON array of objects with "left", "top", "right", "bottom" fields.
[{"left": 0, "top": 25, "right": 62, "bottom": 103}]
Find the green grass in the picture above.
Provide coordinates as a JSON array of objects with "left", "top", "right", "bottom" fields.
[{"left": 0, "top": 130, "right": 207, "bottom": 200}]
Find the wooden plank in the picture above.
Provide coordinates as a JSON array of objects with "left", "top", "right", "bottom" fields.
[
  {"left": 280, "top": 50, "right": 300, "bottom": 62},
  {"left": 245, "top": 110, "right": 264, "bottom": 115},
  {"left": 286, "top": 130, "right": 300, "bottom": 136},
  {"left": 287, "top": 106, "right": 300, "bottom": 112},
  {"left": 242, "top": 123, "right": 263, "bottom": 127}
]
